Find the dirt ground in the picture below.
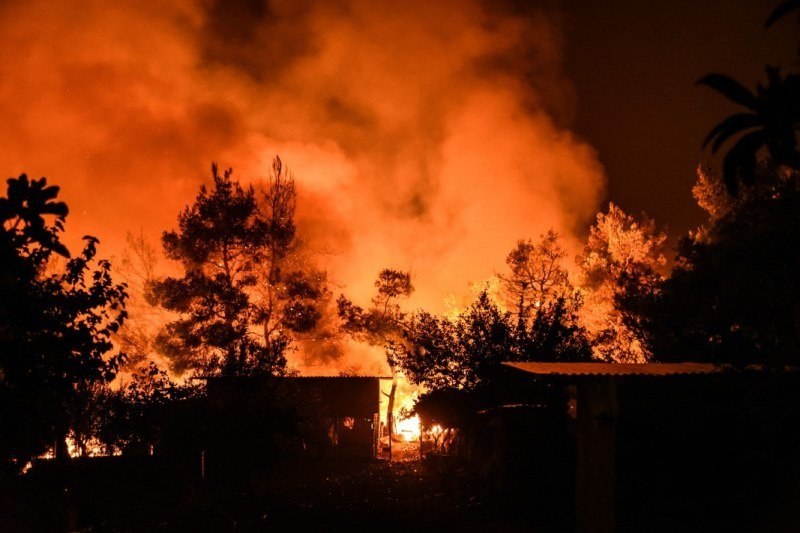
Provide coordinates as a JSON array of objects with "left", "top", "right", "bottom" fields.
[{"left": 3, "top": 454, "right": 544, "bottom": 532}]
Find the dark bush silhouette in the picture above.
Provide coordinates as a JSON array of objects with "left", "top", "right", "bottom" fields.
[{"left": 0, "top": 174, "right": 127, "bottom": 470}]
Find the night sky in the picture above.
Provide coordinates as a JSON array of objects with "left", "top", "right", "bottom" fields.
[{"left": 563, "top": 0, "right": 797, "bottom": 240}]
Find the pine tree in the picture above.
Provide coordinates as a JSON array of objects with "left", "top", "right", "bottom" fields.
[{"left": 149, "top": 163, "right": 288, "bottom": 376}]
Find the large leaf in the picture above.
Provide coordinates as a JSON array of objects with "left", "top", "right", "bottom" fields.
[
  {"left": 722, "top": 130, "right": 768, "bottom": 195},
  {"left": 702, "top": 112, "right": 762, "bottom": 152},
  {"left": 697, "top": 74, "right": 760, "bottom": 111},
  {"left": 765, "top": 0, "right": 800, "bottom": 28}
]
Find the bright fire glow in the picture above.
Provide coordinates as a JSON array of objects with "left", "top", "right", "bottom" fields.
[
  {"left": 0, "top": 2, "right": 607, "bottom": 375},
  {"left": 396, "top": 415, "right": 421, "bottom": 441}
]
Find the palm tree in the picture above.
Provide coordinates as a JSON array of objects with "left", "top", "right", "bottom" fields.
[
  {"left": 698, "top": 67, "right": 800, "bottom": 195},
  {"left": 765, "top": 0, "right": 800, "bottom": 28}
]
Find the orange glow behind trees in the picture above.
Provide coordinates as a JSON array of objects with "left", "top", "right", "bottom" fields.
[{"left": 0, "top": 0, "right": 606, "bottom": 377}]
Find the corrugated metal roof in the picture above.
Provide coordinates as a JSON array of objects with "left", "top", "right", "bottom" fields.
[{"left": 502, "top": 361, "right": 723, "bottom": 377}]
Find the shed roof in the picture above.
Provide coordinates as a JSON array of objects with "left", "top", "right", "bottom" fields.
[{"left": 502, "top": 362, "right": 723, "bottom": 377}]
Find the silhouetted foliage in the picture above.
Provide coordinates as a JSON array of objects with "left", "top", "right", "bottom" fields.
[
  {"left": 413, "top": 388, "right": 477, "bottom": 431},
  {"left": 519, "top": 295, "right": 593, "bottom": 363},
  {"left": 766, "top": 0, "right": 800, "bottom": 28},
  {"left": 341, "top": 234, "right": 591, "bottom": 394},
  {"left": 149, "top": 158, "right": 330, "bottom": 377},
  {"left": 498, "top": 231, "right": 591, "bottom": 361},
  {"left": 92, "top": 363, "right": 199, "bottom": 455},
  {"left": 637, "top": 7, "right": 800, "bottom": 363},
  {"left": 255, "top": 157, "right": 331, "bottom": 343},
  {"left": 337, "top": 268, "right": 413, "bottom": 347},
  {"left": 698, "top": 68, "right": 800, "bottom": 194},
  {"left": 0, "top": 174, "right": 127, "bottom": 470},
  {"left": 389, "top": 289, "right": 591, "bottom": 393},
  {"left": 388, "top": 291, "right": 513, "bottom": 391},
  {"left": 619, "top": 166, "right": 800, "bottom": 365}
]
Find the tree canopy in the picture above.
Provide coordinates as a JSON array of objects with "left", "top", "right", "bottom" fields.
[
  {"left": 699, "top": 67, "right": 799, "bottom": 194},
  {"left": 578, "top": 203, "right": 666, "bottom": 362},
  {"left": 150, "top": 162, "right": 288, "bottom": 376},
  {"left": 620, "top": 164, "right": 800, "bottom": 366},
  {"left": 338, "top": 233, "right": 593, "bottom": 394}
]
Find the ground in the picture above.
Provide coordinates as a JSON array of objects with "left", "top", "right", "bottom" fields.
[{"left": 2, "top": 452, "right": 543, "bottom": 532}]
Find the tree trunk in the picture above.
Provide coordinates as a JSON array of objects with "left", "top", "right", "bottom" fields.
[
  {"left": 386, "top": 380, "right": 397, "bottom": 460},
  {"left": 55, "top": 431, "right": 70, "bottom": 462}
]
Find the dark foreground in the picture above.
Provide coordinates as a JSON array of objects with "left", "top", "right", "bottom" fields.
[{"left": 1, "top": 455, "right": 541, "bottom": 532}]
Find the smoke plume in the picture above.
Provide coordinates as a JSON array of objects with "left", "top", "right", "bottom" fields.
[{"left": 0, "top": 0, "right": 606, "bottom": 371}]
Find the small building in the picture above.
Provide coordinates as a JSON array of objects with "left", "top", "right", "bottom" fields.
[
  {"left": 203, "top": 375, "right": 391, "bottom": 459},
  {"left": 500, "top": 362, "right": 800, "bottom": 533}
]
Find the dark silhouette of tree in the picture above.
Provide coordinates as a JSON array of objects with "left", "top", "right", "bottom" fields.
[
  {"left": 520, "top": 295, "right": 593, "bottom": 363},
  {"left": 371, "top": 269, "right": 413, "bottom": 314},
  {"left": 619, "top": 165, "right": 800, "bottom": 366},
  {"left": 698, "top": 67, "right": 800, "bottom": 195},
  {"left": 0, "top": 174, "right": 127, "bottom": 469},
  {"left": 632, "top": 3, "right": 800, "bottom": 364},
  {"left": 148, "top": 162, "right": 291, "bottom": 377},
  {"left": 92, "top": 363, "right": 198, "bottom": 455},
  {"left": 387, "top": 290, "right": 512, "bottom": 391},
  {"left": 254, "top": 157, "right": 329, "bottom": 341},
  {"left": 127, "top": 158, "right": 327, "bottom": 377},
  {"left": 337, "top": 268, "right": 413, "bottom": 347},
  {"left": 388, "top": 289, "right": 592, "bottom": 393},
  {"left": 341, "top": 237, "right": 592, "bottom": 395}
]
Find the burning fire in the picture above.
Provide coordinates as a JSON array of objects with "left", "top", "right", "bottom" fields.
[{"left": 396, "top": 414, "right": 421, "bottom": 442}]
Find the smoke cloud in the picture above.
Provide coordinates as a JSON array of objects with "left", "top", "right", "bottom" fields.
[{"left": 0, "top": 0, "right": 606, "bottom": 371}]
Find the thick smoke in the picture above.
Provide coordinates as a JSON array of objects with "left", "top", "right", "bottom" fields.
[{"left": 0, "top": 0, "right": 606, "bottom": 371}]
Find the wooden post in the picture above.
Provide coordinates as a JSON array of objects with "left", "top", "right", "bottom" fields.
[{"left": 387, "top": 380, "right": 396, "bottom": 462}]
